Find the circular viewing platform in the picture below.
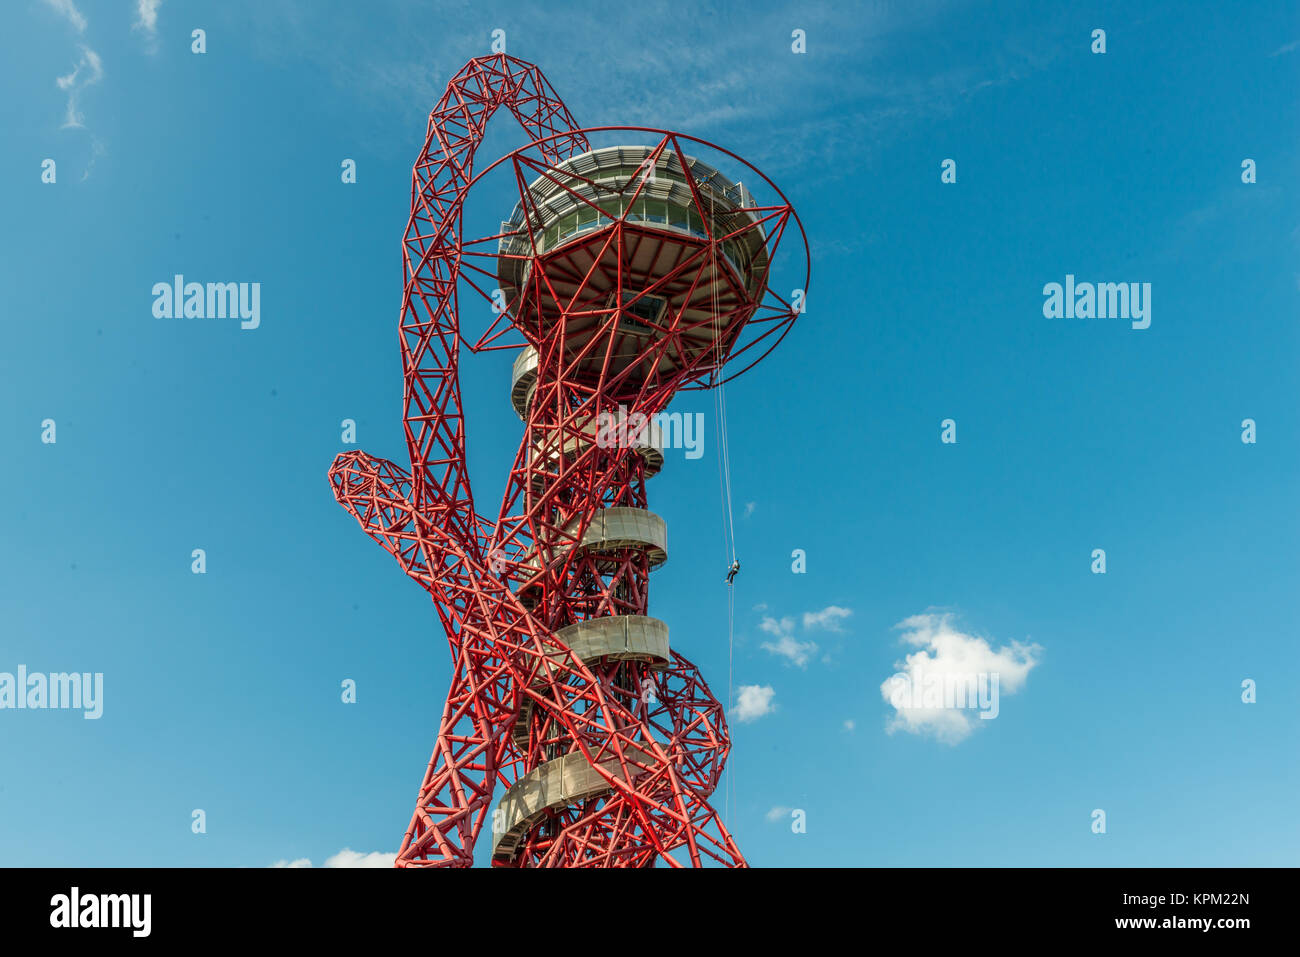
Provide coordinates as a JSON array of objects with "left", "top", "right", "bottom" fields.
[
  {"left": 496, "top": 145, "right": 768, "bottom": 294},
  {"left": 510, "top": 615, "right": 671, "bottom": 748},
  {"left": 493, "top": 146, "right": 773, "bottom": 396}
]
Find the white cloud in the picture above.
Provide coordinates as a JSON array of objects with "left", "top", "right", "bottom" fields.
[
  {"left": 324, "top": 848, "right": 397, "bottom": 868},
  {"left": 761, "top": 633, "right": 817, "bottom": 668},
  {"left": 843, "top": 719, "right": 855, "bottom": 732},
  {"left": 133, "top": 0, "right": 163, "bottom": 51},
  {"left": 765, "top": 805, "right": 791, "bottom": 822},
  {"left": 743, "top": 501, "right": 756, "bottom": 518},
  {"left": 734, "top": 684, "right": 775, "bottom": 723},
  {"left": 56, "top": 44, "right": 103, "bottom": 129},
  {"left": 80, "top": 134, "right": 105, "bottom": 181},
  {"left": 759, "top": 615, "right": 817, "bottom": 667},
  {"left": 134, "top": 0, "right": 163, "bottom": 34},
  {"left": 42, "top": 0, "right": 101, "bottom": 133},
  {"left": 43, "top": 0, "right": 86, "bottom": 32},
  {"left": 269, "top": 848, "right": 397, "bottom": 868},
  {"left": 759, "top": 616, "right": 794, "bottom": 636},
  {"left": 803, "top": 605, "right": 852, "bottom": 632},
  {"left": 879, "top": 613, "right": 1041, "bottom": 744},
  {"left": 758, "top": 606, "right": 854, "bottom": 667}
]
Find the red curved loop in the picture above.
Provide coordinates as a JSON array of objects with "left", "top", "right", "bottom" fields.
[{"left": 398, "top": 56, "right": 590, "bottom": 548}]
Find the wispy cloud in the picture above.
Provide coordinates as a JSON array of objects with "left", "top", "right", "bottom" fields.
[
  {"left": 734, "top": 684, "right": 775, "bottom": 723},
  {"left": 56, "top": 44, "right": 103, "bottom": 129},
  {"left": 762, "top": 633, "right": 819, "bottom": 668},
  {"left": 758, "top": 605, "right": 853, "bottom": 667},
  {"left": 41, "top": 0, "right": 105, "bottom": 178},
  {"left": 803, "top": 605, "right": 852, "bottom": 632},
  {"left": 232, "top": 0, "right": 1058, "bottom": 184},
  {"left": 80, "top": 134, "right": 105, "bottom": 181},
  {"left": 759, "top": 616, "right": 794, "bottom": 636},
  {"left": 759, "top": 615, "right": 817, "bottom": 667},
  {"left": 1268, "top": 39, "right": 1298, "bottom": 57},
  {"left": 765, "top": 805, "right": 791, "bottom": 822},
  {"left": 43, "top": 0, "right": 86, "bottom": 33},
  {"left": 133, "top": 0, "right": 164, "bottom": 50}
]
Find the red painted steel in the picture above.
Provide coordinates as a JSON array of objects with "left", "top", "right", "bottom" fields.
[{"left": 329, "top": 54, "right": 806, "bottom": 867}]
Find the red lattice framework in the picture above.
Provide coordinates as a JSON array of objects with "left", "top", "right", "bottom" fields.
[{"left": 329, "top": 54, "right": 807, "bottom": 867}]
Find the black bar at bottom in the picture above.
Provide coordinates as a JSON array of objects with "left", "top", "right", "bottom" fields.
[{"left": 0, "top": 866, "right": 1283, "bottom": 943}]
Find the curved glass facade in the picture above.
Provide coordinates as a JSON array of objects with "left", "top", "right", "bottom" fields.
[
  {"left": 542, "top": 191, "right": 747, "bottom": 276},
  {"left": 498, "top": 146, "right": 767, "bottom": 292}
]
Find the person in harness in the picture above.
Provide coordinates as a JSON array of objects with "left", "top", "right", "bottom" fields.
[{"left": 725, "top": 559, "right": 740, "bottom": 585}]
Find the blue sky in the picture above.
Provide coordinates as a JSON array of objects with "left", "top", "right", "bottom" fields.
[{"left": 1, "top": 0, "right": 1297, "bottom": 867}]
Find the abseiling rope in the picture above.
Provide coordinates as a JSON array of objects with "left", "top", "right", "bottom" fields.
[{"left": 709, "top": 188, "right": 739, "bottom": 829}]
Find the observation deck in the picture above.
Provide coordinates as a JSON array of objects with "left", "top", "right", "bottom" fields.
[{"left": 494, "top": 145, "right": 771, "bottom": 395}]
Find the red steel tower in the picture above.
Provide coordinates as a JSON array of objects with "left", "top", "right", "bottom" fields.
[{"left": 329, "top": 54, "right": 807, "bottom": 866}]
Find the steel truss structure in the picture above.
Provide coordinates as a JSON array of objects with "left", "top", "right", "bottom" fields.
[{"left": 329, "top": 54, "right": 807, "bottom": 867}]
